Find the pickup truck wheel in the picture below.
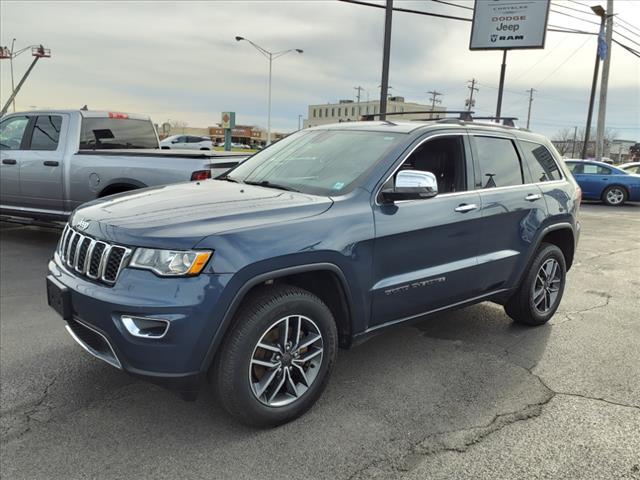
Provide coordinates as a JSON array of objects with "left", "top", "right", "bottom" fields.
[
  {"left": 214, "top": 285, "right": 337, "bottom": 427},
  {"left": 505, "top": 243, "right": 566, "bottom": 326},
  {"left": 602, "top": 186, "right": 627, "bottom": 206}
]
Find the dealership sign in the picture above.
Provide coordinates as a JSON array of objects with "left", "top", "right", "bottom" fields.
[{"left": 469, "top": 0, "right": 550, "bottom": 50}]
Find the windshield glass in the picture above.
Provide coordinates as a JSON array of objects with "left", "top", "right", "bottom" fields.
[
  {"left": 227, "top": 130, "right": 404, "bottom": 196},
  {"left": 79, "top": 118, "right": 158, "bottom": 149}
]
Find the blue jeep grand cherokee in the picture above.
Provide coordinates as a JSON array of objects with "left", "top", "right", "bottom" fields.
[{"left": 47, "top": 120, "right": 580, "bottom": 426}]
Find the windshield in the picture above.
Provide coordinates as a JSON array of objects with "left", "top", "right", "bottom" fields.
[
  {"left": 79, "top": 118, "right": 158, "bottom": 149},
  {"left": 227, "top": 130, "right": 404, "bottom": 196}
]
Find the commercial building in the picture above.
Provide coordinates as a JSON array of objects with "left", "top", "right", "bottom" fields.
[
  {"left": 160, "top": 123, "right": 288, "bottom": 146},
  {"left": 303, "top": 97, "right": 446, "bottom": 128}
]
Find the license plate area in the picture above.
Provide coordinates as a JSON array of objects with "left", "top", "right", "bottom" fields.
[{"left": 46, "top": 275, "right": 72, "bottom": 320}]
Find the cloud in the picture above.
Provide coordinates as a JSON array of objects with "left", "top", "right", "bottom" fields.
[{"left": 1, "top": 0, "right": 638, "bottom": 138}]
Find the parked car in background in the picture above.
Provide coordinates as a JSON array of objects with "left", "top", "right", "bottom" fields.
[
  {"left": 0, "top": 110, "right": 248, "bottom": 222},
  {"left": 47, "top": 120, "right": 580, "bottom": 426},
  {"left": 619, "top": 162, "right": 640, "bottom": 175},
  {"left": 160, "top": 135, "right": 213, "bottom": 150},
  {"left": 565, "top": 159, "right": 640, "bottom": 206}
]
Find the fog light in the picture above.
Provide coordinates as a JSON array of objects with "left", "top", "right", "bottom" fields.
[{"left": 121, "top": 315, "right": 170, "bottom": 339}]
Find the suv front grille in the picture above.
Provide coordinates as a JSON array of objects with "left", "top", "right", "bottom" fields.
[{"left": 57, "top": 224, "right": 132, "bottom": 285}]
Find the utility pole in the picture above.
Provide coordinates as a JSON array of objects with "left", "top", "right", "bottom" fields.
[
  {"left": 526, "top": 88, "right": 536, "bottom": 129},
  {"left": 354, "top": 86, "right": 364, "bottom": 103},
  {"left": 378, "top": 0, "right": 393, "bottom": 120},
  {"left": 571, "top": 126, "right": 578, "bottom": 158},
  {"left": 427, "top": 90, "right": 442, "bottom": 119},
  {"left": 466, "top": 79, "right": 478, "bottom": 113},
  {"left": 595, "top": 0, "right": 614, "bottom": 161},
  {"left": 582, "top": 5, "right": 607, "bottom": 159}
]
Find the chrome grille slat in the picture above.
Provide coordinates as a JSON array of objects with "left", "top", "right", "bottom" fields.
[{"left": 59, "top": 224, "right": 131, "bottom": 286}]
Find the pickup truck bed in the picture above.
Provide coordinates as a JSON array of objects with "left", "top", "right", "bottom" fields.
[{"left": 0, "top": 110, "right": 249, "bottom": 222}]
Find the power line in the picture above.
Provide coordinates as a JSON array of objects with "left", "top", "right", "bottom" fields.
[
  {"left": 429, "top": 0, "right": 473, "bottom": 11},
  {"left": 339, "top": 0, "right": 640, "bottom": 59},
  {"left": 616, "top": 16, "right": 640, "bottom": 36},
  {"left": 550, "top": 8, "right": 601, "bottom": 27},
  {"left": 533, "top": 36, "right": 592, "bottom": 88}
]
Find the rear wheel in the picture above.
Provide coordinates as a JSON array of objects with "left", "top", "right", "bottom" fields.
[
  {"left": 505, "top": 243, "right": 566, "bottom": 326},
  {"left": 214, "top": 285, "right": 337, "bottom": 427},
  {"left": 602, "top": 186, "right": 627, "bottom": 206}
]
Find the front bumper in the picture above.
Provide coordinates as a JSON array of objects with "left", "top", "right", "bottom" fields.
[{"left": 48, "top": 253, "right": 233, "bottom": 396}]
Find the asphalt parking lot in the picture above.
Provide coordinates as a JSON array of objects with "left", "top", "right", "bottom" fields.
[{"left": 1, "top": 203, "right": 639, "bottom": 480}]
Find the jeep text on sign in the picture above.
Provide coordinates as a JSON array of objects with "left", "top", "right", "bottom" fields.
[{"left": 469, "top": 0, "right": 550, "bottom": 50}]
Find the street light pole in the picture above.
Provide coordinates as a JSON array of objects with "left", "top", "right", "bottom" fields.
[
  {"left": 235, "top": 36, "right": 303, "bottom": 145},
  {"left": 582, "top": 5, "right": 606, "bottom": 160}
]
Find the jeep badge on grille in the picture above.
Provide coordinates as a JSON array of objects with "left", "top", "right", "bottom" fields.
[{"left": 76, "top": 219, "right": 90, "bottom": 230}]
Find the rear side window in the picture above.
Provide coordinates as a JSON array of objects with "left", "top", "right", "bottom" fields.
[
  {"left": 29, "top": 115, "right": 62, "bottom": 151},
  {"left": 520, "top": 141, "right": 562, "bottom": 182},
  {"left": 473, "top": 136, "right": 523, "bottom": 188},
  {"left": 79, "top": 118, "right": 158, "bottom": 149}
]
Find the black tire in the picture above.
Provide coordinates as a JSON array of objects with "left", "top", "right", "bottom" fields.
[
  {"left": 602, "top": 185, "right": 627, "bottom": 206},
  {"left": 505, "top": 243, "right": 567, "bottom": 326},
  {"left": 214, "top": 284, "right": 338, "bottom": 427}
]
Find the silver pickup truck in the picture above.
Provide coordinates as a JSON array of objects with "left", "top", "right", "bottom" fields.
[{"left": 0, "top": 110, "right": 248, "bottom": 222}]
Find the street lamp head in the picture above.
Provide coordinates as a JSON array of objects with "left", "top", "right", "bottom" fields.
[
  {"left": 235, "top": 36, "right": 245, "bottom": 42},
  {"left": 295, "top": 49, "right": 303, "bottom": 54},
  {"left": 591, "top": 5, "right": 605, "bottom": 17}
]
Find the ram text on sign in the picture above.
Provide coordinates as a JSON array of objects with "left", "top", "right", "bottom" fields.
[{"left": 469, "top": 0, "right": 550, "bottom": 50}]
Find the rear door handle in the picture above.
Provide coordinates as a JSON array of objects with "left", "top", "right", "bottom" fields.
[
  {"left": 43, "top": 161, "right": 59, "bottom": 167},
  {"left": 454, "top": 203, "right": 478, "bottom": 213},
  {"left": 2, "top": 159, "right": 17, "bottom": 165},
  {"left": 525, "top": 193, "right": 542, "bottom": 201}
]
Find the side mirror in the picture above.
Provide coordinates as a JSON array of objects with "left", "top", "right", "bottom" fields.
[
  {"left": 171, "top": 139, "right": 179, "bottom": 144},
  {"left": 381, "top": 170, "right": 438, "bottom": 203}
]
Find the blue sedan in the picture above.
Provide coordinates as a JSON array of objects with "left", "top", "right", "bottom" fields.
[{"left": 565, "top": 160, "right": 640, "bottom": 206}]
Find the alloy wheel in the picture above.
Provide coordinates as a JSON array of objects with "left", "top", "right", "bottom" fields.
[
  {"left": 606, "top": 187, "right": 624, "bottom": 205},
  {"left": 249, "top": 315, "right": 324, "bottom": 407},
  {"left": 532, "top": 258, "right": 562, "bottom": 314}
]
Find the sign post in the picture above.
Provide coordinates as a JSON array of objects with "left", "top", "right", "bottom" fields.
[
  {"left": 469, "top": 0, "right": 550, "bottom": 122},
  {"left": 221, "top": 111, "right": 235, "bottom": 152}
]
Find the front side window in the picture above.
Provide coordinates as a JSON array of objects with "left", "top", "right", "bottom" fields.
[
  {"left": 394, "top": 135, "right": 468, "bottom": 194},
  {"left": 79, "top": 117, "right": 158, "bottom": 149},
  {"left": 29, "top": 115, "right": 62, "bottom": 150},
  {"left": 473, "top": 136, "right": 523, "bottom": 188},
  {"left": 228, "top": 130, "right": 404, "bottom": 196},
  {"left": 0, "top": 116, "right": 30, "bottom": 150},
  {"left": 520, "top": 141, "right": 562, "bottom": 183}
]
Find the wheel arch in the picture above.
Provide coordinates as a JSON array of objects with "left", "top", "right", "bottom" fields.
[
  {"left": 98, "top": 179, "right": 147, "bottom": 198},
  {"left": 201, "top": 263, "right": 354, "bottom": 374}
]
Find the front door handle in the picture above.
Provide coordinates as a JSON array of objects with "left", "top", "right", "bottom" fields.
[
  {"left": 2, "top": 159, "right": 17, "bottom": 165},
  {"left": 525, "top": 193, "right": 542, "bottom": 201},
  {"left": 454, "top": 203, "right": 478, "bottom": 213},
  {"left": 43, "top": 161, "right": 59, "bottom": 167}
]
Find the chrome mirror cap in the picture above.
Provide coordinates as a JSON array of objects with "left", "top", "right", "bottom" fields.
[{"left": 381, "top": 169, "right": 439, "bottom": 203}]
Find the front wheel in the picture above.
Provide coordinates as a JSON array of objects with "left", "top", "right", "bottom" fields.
[
  {"left": 602, "top": 186, "right": 627, "bottom": 206},
  {"left": 505, "top": 243, "right": 567, "bottom": 326},
  {"left": 214, "top": 285, "right": 337, "bottom": 427}
]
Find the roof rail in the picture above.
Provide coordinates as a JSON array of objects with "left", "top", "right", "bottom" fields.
[{"left": 361, "top": 110, "right": 519, "bottom": 127}]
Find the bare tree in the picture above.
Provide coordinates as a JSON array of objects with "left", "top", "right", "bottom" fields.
[
  {"left": 168, "top": 120, "right": 188, "bottom": 134},
  {"left": 552, "top": 128, "right": 575, "bottom": 156},
  {"left": 553, "top": 127, "right": 618, "bottom": 158}
]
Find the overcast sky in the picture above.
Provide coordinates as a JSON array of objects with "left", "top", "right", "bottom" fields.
[{"left": 1, "top": 0, "right": 639, "bottom": 140}]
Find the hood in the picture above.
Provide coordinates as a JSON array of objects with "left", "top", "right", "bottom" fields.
[{"left": 72, "top": 180, "right": 333, "bottom": 249}]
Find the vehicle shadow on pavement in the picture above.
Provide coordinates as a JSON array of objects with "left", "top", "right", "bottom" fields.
[{"left": 1, "top": 223, "right": 554, "bottom": 479}]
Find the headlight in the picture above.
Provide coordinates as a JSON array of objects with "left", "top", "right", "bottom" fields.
[{"left": 130, "top": 248, "right": 212, "bottom": 276}]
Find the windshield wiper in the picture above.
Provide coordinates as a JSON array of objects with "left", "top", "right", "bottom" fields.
[
  {"left": 223, "top": 176, "right": 243, "bottom": 184},
  {"left": 244, "top": 180, "right": 299, "bottom": 192}
]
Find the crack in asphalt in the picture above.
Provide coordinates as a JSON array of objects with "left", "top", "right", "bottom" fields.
[
  {"left": 1, "top": 375, "right": 58, "bottom": 440},
  {"left": 581, "top": 247, "right": 637, "bottom": 262},
  {"left": 347, "top": 318, "right": 637, "bottom": 480}
]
